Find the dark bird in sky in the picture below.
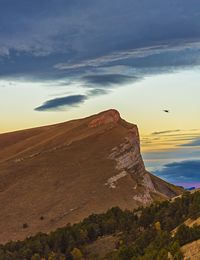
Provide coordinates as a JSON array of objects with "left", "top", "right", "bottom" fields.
[{"left": 163, "top": 110, "right": 170, "bottom": 113}]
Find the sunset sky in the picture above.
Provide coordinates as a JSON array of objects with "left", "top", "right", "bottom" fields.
[{"left": 0, "top": 0, "right": 200, "bottom": 187}]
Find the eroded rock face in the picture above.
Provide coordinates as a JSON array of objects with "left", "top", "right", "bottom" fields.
[
  {"left": 89, "top": 109, "right": 156, "bottom": 201},
  {"left": 142, "top": 173, "right": 156, "bottom": 192},
  {"left": 133, "top": 191, "right": 152, "bottom": 205},
  {"left": 88, "top": 109, "right": 180, "bottom": 205},
  {"left": 108, "top": 126, "right": 145, "bottom": 177},
  {"left": 105, "top": 171, "right": 128, "bottom": 189},
  {"left": 107, "top": 123, "right": 156, "bottom": 202},
  {"left": 88, "top": 109, "right": 120, "bottom": 128}
]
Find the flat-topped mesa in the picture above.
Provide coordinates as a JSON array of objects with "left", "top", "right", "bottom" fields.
[{"left": 88, "top": 109, "right": 121, "bottom": 128}]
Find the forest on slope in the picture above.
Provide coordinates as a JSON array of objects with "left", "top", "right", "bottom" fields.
[{"left": 1, "top": 191, "right": 200, "bottom": 260}]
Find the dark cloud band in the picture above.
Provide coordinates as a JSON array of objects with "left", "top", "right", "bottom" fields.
[
  {"left": 82, "top": 74, "right": 138, "bottom": 87},
  {"left": 1, "top": 0, "right": 200, "bottom": 113},
  {"left": 35, "top": 95, "right": 87, "bottom": 111},
  {"left": 154, "top": 160, "right": 200, "bottom": 187}
]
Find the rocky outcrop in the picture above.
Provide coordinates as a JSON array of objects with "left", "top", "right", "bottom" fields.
[
  {"left": 108, "top": 127, "right": 145, "bottom": 176},
  {"left": 88, "top": 109, "right": 120, "bottom": 128},
  {"left": 89, "top": 109, "right": 181, "bottom": 205},
  {"left": 106, "top": 115, "right": 156, "bottom": 197}
]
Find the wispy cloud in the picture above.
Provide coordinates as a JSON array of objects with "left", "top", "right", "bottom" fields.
[
  {"left": 152, "top": 129, "right": 181, "bottom": 135},
  {"left": 142, "top": 129, "right": 200, "bottom": 151},
  {"left": 82, "top": 74, "right": 137, "bottom": 87},
  {"left": 180, "top": 138, "right": 200, "bottom": 147},
  {"left": 35, "top": 95, "right": 87, "bottom": 111},
  {"left": 35, "top": 87, "right": 110, "bottom": 111},
  {"left": 55, "top": 42, "right": 200, "bottom": 71},
  {"left": 87, "top": 88, "right": 109, "bottom": 96}
]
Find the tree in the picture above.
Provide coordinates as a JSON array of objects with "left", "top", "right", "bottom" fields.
[
  {"left": 155, "top": 221, "right": 161, "bottom": 232},
  {"left": 175, "top": 224, "right": 191, "bottom": 245},
  {"left": 31, "top": 253, "right": 41, "bottom": 260},
  {"left": 70, "top": 248, "right": 83, "bottom": 260}
]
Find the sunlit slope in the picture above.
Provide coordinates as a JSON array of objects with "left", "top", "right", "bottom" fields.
[{"left": 0, "top": 109, "right": 183, "bottom": 243}]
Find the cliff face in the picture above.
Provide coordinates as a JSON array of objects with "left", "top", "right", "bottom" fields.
[
  {"left": 88, "top": 110, "right": 178, "bottom": 204},
  {"left": 0, "top": 109, "right": 183, "bottom": 243},
  {"left": 89, "top": 110, "right": 146, "bottom": 176}
]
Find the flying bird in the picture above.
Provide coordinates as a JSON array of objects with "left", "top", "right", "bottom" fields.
[{"left": 163, "top": 109, "right": 170, "bottom": 113}]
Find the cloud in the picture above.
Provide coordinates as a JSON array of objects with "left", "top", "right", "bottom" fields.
[
  {"left": 180, "top": 138, "right": 200, "bottom": 147},
  {"left": 35, "top": 87, "right": 110, "bottom": 112},
  {"left": 1, "top": 0, "right": 200, "bottom": 110},
  {"left": 152, "top": 129, "right": 181, "bottom": 135},
  {"left": 55, "top": 43, "right": 200, "bottom": 71},
  {"left": 82, "top": 74, "right": 137, "bottom": 87},
  {"left": 141, "top": 129, "right": 200, "bottom": 153},
  {"left": 1, "top": 0, "right": 200, "bottom": 59},
  {"left": 154, "top": 160, "right": 200, "bottom": 187},
  {"left": 35, "top": 95, "right": 87, "bottom": 111},
  {"left": 143, "top": 148, "right": 200, "bottom": 161},
  {"left": 1, "top": 1, "right": 200, "bottom": 62},
  {"left": 87, "top": 88, "right": 109, "bottom": 96}
]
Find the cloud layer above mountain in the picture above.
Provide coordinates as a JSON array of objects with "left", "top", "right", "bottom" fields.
[
  {"left": 1, "top": 0, "right": 200, "bottom": 110},
  {"left": 154, "top": 160, "right": 200, "bottom": 188}
]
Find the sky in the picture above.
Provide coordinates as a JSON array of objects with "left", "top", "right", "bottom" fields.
[{"left": 0, "top": 0, "right": 200, "bottom": 188}]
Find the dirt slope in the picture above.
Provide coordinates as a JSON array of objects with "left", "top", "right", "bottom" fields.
[
  {"left": 0, "top": 109, "right": 183, "bottom": 243},
  {"left": 181, "top": 239, "right": 200, "bottom": 259}
]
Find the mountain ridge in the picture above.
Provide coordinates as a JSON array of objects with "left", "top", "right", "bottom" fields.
[{"left": 0, "top": 109, "right": 183, "bottom": 243}]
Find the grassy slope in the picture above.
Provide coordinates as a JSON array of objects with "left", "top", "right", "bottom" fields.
[{"left": 0, "top": 110, "right": 182, "bottom": 243}]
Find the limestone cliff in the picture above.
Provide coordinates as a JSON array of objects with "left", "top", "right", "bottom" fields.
[{"left": 89, "top": 110, "right": 181, "bottom": 205}]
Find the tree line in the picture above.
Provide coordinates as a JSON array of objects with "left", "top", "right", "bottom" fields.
[{"left": 0, "top": 191, "right": 200, "bottom": 259}]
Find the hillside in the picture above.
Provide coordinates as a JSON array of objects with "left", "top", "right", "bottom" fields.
[
  {"left": 181, "top": 239, "right": 200, "bottom": 260},
  {"left": 0, "top": 189, "right": 200, "bottom": 259},
  {"left": 0, "top": 109, "right": 182, "bottom": 243}
]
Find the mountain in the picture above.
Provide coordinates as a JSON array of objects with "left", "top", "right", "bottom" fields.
[{"left": 0, "top": 109, "right": 183, "bottom": 243}]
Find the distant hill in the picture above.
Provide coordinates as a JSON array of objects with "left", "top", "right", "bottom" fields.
[
  {"left": 0, "top": 109, "right": 183, "bottom": 243},
  {"left": 186, "top": 187, "right": 196, "bottom": 191}
]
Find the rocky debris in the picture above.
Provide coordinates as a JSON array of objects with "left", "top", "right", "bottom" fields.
[
  {"left": 142, "top": 173, "right": 156, "bottom": 192},
  {"left": 133, "top": 191, "right": 153, "bottom": 205},
  {"left": 14, "top": 143, "right": 70, "bottom": 163},
  {"left": 105, "top": 171, "right": 128, "bottom": 188},
  {"left": 108, "top": 126, "right": 154, "bottom": 184},
  {"left": 14, "top": 152, "right": 41, "bottom": 163},
  {"left": 88, "top": 109, "right": 120, "bottom": 128},
  {"left": 107, "top": 123, "right": 157, "bottom": 201}
]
